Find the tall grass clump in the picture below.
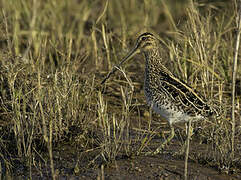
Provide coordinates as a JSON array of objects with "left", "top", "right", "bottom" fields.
[
  {"left": 0, "top": 0, "right": 101, "bottom": 178},
  {"left": 167, "top": 2, "right": 240, "bottom": 172}
]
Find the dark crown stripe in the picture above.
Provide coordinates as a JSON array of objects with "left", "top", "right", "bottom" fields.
[{"left": 140, "top": 32, "right": 154, "bottom": 37}]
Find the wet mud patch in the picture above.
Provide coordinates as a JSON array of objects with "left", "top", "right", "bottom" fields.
[
  {"left": 16, "top": 131, "right": 241, "bottom": 180},
  {"left": 25, "top": 146, "right": 241, "bottom": 179}
]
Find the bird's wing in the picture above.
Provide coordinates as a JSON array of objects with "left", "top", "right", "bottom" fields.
[{"left": 154, "top": 71, "right": 213, "bottom": 117}]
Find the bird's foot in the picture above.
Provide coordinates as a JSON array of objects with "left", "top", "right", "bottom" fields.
[
  {"left": 144, "top": 126, "right": 175, "bottom": 156},
  {"left": 172, "top": 144, "right": 186, "bottom": 157},
  {"left": 144, "top": 145, "right": 164, "bottom": 156}
]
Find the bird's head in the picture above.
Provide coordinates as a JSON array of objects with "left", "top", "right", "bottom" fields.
[{"left": 135, "top": 32, "right": 158, "bottom": 52}]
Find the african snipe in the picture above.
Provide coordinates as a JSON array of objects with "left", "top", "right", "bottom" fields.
[{"left": 101, "top": 32, "right": 215, "bottom": 155}]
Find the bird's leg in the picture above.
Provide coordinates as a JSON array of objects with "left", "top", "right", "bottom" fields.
[
  {"left": 145, "top": 124, "right": 175, "bottom": 155},
  {"left": 152, "top": 125, "right": 175, "bottom": 155},
  {"left": 173, "top": 123, "right": 193, "bottom": 156}
]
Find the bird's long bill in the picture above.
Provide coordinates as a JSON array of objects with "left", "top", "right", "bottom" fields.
[{"left": 101, "top": 44, "right": 140, "bottom": 84}]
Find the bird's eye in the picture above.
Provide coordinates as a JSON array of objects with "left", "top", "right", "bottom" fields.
[{"left": 142, "top": 37, "right": 147, "bottom": 41}]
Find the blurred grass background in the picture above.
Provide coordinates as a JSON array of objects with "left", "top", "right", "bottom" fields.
[{"left": 0, "top": 0, "right": 240, "bottom": 178}]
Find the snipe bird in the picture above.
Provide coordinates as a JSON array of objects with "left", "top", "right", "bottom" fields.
[{"left": 101, "top": 32, "right": 215, "bottom": 155}]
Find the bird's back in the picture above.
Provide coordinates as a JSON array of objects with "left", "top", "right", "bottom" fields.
[{"left": 143, "top": 50, "right": 214, "bottom": 125}]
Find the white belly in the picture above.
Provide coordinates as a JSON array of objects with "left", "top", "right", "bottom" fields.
[{"left": 144, "top": 91, "right": 204, "bottom": 125}]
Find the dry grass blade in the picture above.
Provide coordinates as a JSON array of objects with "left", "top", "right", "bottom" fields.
[{"left": 231, "top": 0, "right": 241, "bottom": 159}]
